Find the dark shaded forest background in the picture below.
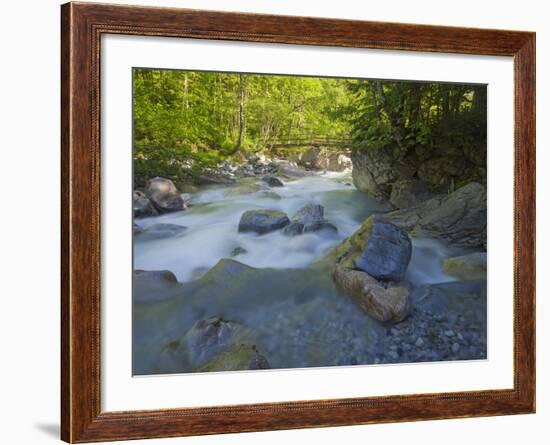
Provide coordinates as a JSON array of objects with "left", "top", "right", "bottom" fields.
[{"left": 133, "top": 68, "right": 486, "bottom": 187}]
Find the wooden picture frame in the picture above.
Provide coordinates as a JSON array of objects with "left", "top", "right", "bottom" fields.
[{"left": 61, "top": 2, "right": 535, "bottom": 442}]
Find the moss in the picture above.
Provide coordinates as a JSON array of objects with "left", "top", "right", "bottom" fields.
[{"left": 314, "top": 215, "right": 374, "bottom": 271}]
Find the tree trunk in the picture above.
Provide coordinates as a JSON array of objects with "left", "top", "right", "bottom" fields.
[
  {"left": 236, "top": 74, "right": 246, "bottom": 150},
  {"left": 375, "top": 80, "right": 407, "bottom": 155}
]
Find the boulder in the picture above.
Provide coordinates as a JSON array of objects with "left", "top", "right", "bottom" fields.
[
  {"left": 321, "top": 216, "right": 411, "bottom": 281},
  {"left": 382, "top": 182, "right": 486, "bottom": 248},
  {"left": 390, "top": 178, "right": 435, "bottom": 209},
  {"left": 196, "top": 344, "right": 270, "bottom": 372},
  {"left": 272, "top": 159, "right": 311, "bottom": 179},
  {"left": 327, "top": 153, "right": 352, "bottom": 172},
  {"left": 442, "top": 252, "right": 487, "bottom": 280},
  {"left": 283, "top": 204, "right": 337, "bottom": 236},
  {"left": 145, "top": 177, "right": 178, "bottom": 196},
  {"left": 334, "top": 265, "right": 411, "bottom": 323},
  {"left": 354, "top": 221, "right": 412, "bottom": 281},
  {"left": 262, "top": 176, "right": 284, "bottom": 187},
  {"left": 137, "top": 223, "right": 187, "bottom": 240},
  {"left": 299, "top": 147, "right": 330, "bottom": 170},
  {"left": 238, "top": 210, "right": 290, "bottom": 234},
  {"left": 133, "top": 190, "right": 158, "bottom": 218},
  {"left": 145, "top": 177, "right": 187, "bottom": 213}
]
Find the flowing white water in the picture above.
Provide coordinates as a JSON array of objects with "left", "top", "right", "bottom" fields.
[{"left": 134, "top": 171, "right": 455, "bottom": 285}]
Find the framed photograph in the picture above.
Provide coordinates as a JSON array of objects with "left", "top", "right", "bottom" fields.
[{"left": 61, "top": 2, "right": 535, "bottom": 442}]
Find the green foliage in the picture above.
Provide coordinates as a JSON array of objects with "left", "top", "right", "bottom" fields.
[
  {"left": 133, "top": 69, "right": 486, "bottom": 186},
  {"left": 133, "top": 69, "right": 353, "bottom": 184},
  {"left": 347, "top": 79, "right": 487, "bottom": 163}
]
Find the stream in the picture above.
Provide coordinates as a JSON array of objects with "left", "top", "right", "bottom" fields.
[{"left": 133, "top": 171, "right": 484, "bottom": 375}]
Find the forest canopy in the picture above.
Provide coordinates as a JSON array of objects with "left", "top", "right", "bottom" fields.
[{"left": 133, "top": 68, "right": 486, "bottom": 184}]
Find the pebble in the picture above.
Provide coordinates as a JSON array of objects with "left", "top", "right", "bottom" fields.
[
  {"left": 452, "top": 343, "right": 460, "bottom": 353},
  {"left": 415, "top": 337, "right": 424, "bottom": 347},
  {"left": 444, "top": 330, "right": 455, "bottom": 337}
]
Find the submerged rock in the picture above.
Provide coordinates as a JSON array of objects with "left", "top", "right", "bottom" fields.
[
  {"left": 133, "top": 269, "right": 179, "bottom": 303},
  {"left": 262, "top": 176, "right": 284, "bottom": 187},
  {"left": 224, "top": 183, "right": 261, "bottom": 196},
  {"left": 231, "top": 246, "right": 248, "bottom": 257},
  {"left": 181, "top": 317, "right": 251, "bottom": 367},
  {"left": 238, "top": 209, "right": 290, "bottom": 234},
  {"left": 283, "top": 204, "right": 337, "bottom": 236},
  {"left": 442, "top": 252, "right": 487, "bottom": 280},
  {"left": 133, "top": 190, "right": 158, "bottom": 218},
  {"left": 334, "top": 265, "right": 411, "bottom": 323},
  {"left": 137, "top": 223, "right": 187, "bottom": 240},
  {"left": 133, "top": 223, "right": 143, "bottom": 235},
  {"left": 196, "top": 344, "right": 270, "bottom": 372},
  {"left": 382, "top": 182, "right": 486, "bottom": 248}
]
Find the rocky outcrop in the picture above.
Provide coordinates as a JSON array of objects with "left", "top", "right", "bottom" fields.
[
  {"left": 390, "top": 178, "right": 435, "bottom": 209},
  {"left": 351, "top": 147, "right": 398, "bottom": 199},
  {"left": 283, "top": 204, "right": 337, "bottom": 236},
  {"left": 382, "top": 182, "right": 486, "bottom": 248},
  {"left": 443, "top": 252, "right": 487, "bottom": 280},
  {"left": 145, "top": 177, "right": 188, "bottom": 213},
  {"left": 136, "top": 223, "right": 187, "bottom": 240},
  {"left": 238, "top": 209, "right": 290, "bottom": 234},
  {"left": 334, "top": 265, "right": 411, "bottom": 323},
  {"left": 133, "top": 191, "right": 158, "bottom": 218}
]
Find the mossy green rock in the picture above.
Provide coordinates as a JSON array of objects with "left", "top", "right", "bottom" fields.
[
  {"left": 442, "top": 252, "right": 487, "bottom": 281},
  {"left": 196, "top": 344, "right": 270, "bottom": 372},
  {"left": 315, "top": 216, "right": 375, "bottom": 270}
]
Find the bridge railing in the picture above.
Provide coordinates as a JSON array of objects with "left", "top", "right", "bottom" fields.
[{"left": 268, "top": 136, "right": 352, "bottom": 149}]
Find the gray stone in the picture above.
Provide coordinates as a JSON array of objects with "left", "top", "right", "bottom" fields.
[
  {"left": 355, "top": 221, "right": 412, "bottom": 281},
  {"left": 283, "top": 204, "right": 337, "bottom": 236},
  {"left": 144, "top": 177, "right": 187, "bottom": 213},
  {"left": 133, "top": 269, "right": 178, "bottom": 303},
  {"left": 238, "top": 209, "right": 290, "bottom": 234},
  {"left": 133, "top": 190, "right": 158, "bottom": 218},
  {"left": 443, "top": 252, "right": 487, "bottom": 280}
]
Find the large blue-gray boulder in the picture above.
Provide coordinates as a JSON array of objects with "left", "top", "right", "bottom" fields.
[
  {"left": 238, "top": 209, "right": 290, "bottom": 234},
  {"left": 355, "top": 221, "right": 412, "bottom": 281}
]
